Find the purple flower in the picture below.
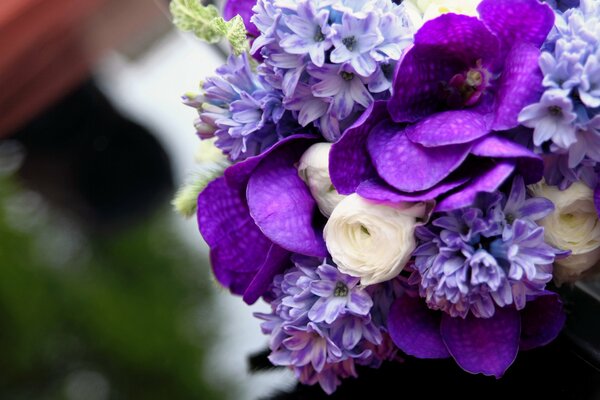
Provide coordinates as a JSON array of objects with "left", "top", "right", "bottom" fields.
[
  {"left": 309, "top": 264, "right": 373, "bottom": 324},
  {"left": 279, "top": 1, "right": 333, "bottom": 67},
  {"left": 223, "top": 0, "right": 260, "bottom": 37},
  {"left": 187, "top": 53, "right": 289, "bottom": 161},
  {"left": 330, "top": 12, "right": 383, "bottom": 77},
  {"left": 330, "top": 0, "right": 555, "bottom": 211},
  {"left": 309, "top": 63, "right": 373, "bottom": 122},
  {"left": 255, "top": 256, "right": 395, "bottom": 394},
  {"left": 387, "top": 290, "right": 566, "bottom": 378},
  {"left": 411, "top": 177, "right": 564, "bottom": 319},
  {"left": 197, "top": 136, "right": 327, "bottom": 304}
]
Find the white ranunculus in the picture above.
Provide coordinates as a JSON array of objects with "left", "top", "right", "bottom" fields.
[
  {"left": 404, "top": 0, "right": 482, "bottom": 28},
  {"left": 529, "top": 181, "right": 600, "bottom": 283},
  {"left": 298, "top": 143, "right": 346, "bottom": 218},
  {"left": 324, "top": 194, "right": 425, "bottom": 285}
]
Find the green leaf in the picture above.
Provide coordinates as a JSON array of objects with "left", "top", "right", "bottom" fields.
[{"left": 170, "top": 0, "right": 249, "bottom": 55}]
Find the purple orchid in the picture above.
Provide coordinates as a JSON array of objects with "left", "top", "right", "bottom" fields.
[
  {"left": 387, "top": 289, "right": 566, "bottom": 378},
  {"left": 197, "top": 135, "right": 327, "bottom": 304},
  {"left": 224, "top": 0, "right": 260, "bottom": 37},
  {"left": 330, "top": 0, "right": 555, "bottom": 211}
]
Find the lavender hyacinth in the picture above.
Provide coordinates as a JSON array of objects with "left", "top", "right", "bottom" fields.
[
  {"left": 519, "top": 0, "right": 600, "bottom": 187},
  {"left": 411, "top": 177, "right": 566, "bottom": 319},
  {"left": 255, "top": 256, "right": 398, "bottom": 394},
  {"left": 251, "top": 0, "right": 415, "bottom": 140},
  {"left": 185, "top": 53, "right": 297, "bottom": 161}
]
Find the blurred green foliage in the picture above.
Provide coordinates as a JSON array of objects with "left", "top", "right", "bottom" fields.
[{"left": 0, "top": 177, "right": 226, "bottom": 399}]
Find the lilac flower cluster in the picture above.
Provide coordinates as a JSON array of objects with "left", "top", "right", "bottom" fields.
[
  {"left": 255, "top": 256, "right": 399, "bottom": 394},
  {"left": 412, "top": 178, "right": 565, "bottom": 318},
  {"left": 184, "top": 53, "right": 299, "bottom": 161},
  {"left": 251, "top": 0, "right": 415, "bottom": 140},
  {"left": 519, "top": 0, "right": 600, "bottom": 188}
]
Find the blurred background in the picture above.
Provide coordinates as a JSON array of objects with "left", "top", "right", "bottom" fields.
[
  {"left": 1, "top": 1, "right": 600, "bottom": 399},
  {"left": 0, "top": 0, "right": 293, "bottom": 399}
]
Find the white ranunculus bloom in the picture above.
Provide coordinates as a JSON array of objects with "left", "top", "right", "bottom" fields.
[
  {"left": 324, "top": 194, "right": 426, "bottom": 285},
  {"left": 298, "top": 143, "right": 346, "bottom": 218},
  {"left": 404, "top": 0, "right": 482, "bottom": 28},
  {"left": 529, "top": 181, "right": 600, "bottom": 283}
]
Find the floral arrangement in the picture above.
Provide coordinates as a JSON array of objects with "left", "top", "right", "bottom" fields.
[{"left": 171, "top": 0, "right": 600, "bottom": 394}]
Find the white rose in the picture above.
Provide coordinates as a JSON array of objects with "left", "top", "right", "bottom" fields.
[
  {"left": 529, "top": 181, "right": 600, "bottom": 283},
  {"left": 324, "top": 194, "right": 425, "bottom": 285},
  {"left": 298, "top": 143, "right": 346, "bottom": 218},
  {"left": 404, "top": 0, "right": 482, "bottom": 28}
]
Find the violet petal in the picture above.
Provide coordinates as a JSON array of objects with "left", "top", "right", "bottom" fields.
[
  {"left": 493, "top": 43, "right": 544, "bottom": 131},
  {"left": 357, "top": 177, "right": 469, "bottom": 204},
  {"left": 406, "top": 109, "right": 493, "bottom": 147},
  {"left": 435, "top": 161, "right": 516, "bottom": 211},
  {"left": 478, "top": 0, "right": 554, "bottom": 57},
  {"left": 329, "top": 101, "right": 388, "bottom": 194},
  {"left": 471, "top": 134, "right": 543, "bottom": 183},
  {"left": 243, "top": 244, "right": 291, "bottom": 304},
  {"left": 388, "top": 295, "right": 450, "bottom": 359},
  {"left": 520, "top": 292, "right": 566, "bottom": 351},
  {"left": 247, "top": 145, "right": 328, "bottom": 257},
  {"left": 441, "top": 307, "right": 521, "bottom": 378},
  {"left": 367, "top": 120, "right": 472, "bottom": 192}
]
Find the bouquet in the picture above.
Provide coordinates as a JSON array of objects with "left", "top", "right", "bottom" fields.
[{"left": 171, "top": 0, "right": 600, "bottom": 394}]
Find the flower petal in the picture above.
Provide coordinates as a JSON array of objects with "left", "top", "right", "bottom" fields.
[
  {"left": 388, "top": 295, "right": 450, "bottom": 359},
  {"left": 436, "top": 161, "right": 516, "bottom": 211},
  {"left": 247, "top": 143, "right": 328, "bottom": 257},
  {"left": 478, "top": 0, "right": 554, "bottom": 57},
  {"left": 357, "top": 177, "right": 469, "bottom": 204},
  {"left": 441, "top": 307, "right": 521, "bottom": 378},
  {"left": 243, "top": 244, "right": 291, "bottom": 304},
  {"left": 406, "top": 109, "right": 493, "bottom": 147},
  {"left": 519, "top": 292, "right": 566, "bottom": 351},
  {"left": 367, "top": 120, "right": 472, "bottom": 192},
  {"left": 329, "top": 101, "right": 388, "bottom": 194},
  {"left": 493, "top": 43, "right": 545, "bottom": 131},
  {"left": 470, "top": 134, "right": 543, "bottom": 184},
  {"left": 198, "top": 177, "right": 273, "bottom": 294}
]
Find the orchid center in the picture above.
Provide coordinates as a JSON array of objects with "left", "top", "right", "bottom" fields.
[
  {"left": 443, "top": 60, "right": 491, "bottom": 109},
  {"left": 334, "top": 281, "right": 349, "bottom": 297}
]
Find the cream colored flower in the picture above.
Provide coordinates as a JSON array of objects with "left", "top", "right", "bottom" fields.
[
  {"left": 298, "top": 143, "right": 346, "bottom": 218},
  {"left": 530, "top": 181, "right": 600, "bottom": 283},
  {"left": 324, "top": 194, "right": 425, "bottom": 285},
  {"left": 404, "top": 0, "right": 482, "bottom": 28}
]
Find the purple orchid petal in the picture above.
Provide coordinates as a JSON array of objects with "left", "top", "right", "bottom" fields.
[
  {"left": 243, "top": 244, "right": 291, "bottom": 304},
  {"left": 519, "top": 292, "right": 566, "bottom": 351},
  {"left": 407, "top": 109, "right": 493, "bottom": 147},
  {"left": 595, "top": 181, "right": 600, "bottom": 218},
  {"left": 329, "top": 101, "right": 388, "bottom": 194},
  {"left": 436, "top": 161, "right": 516, "bottom": 211},
  {"left": 388, "top": 295, "right": 450, "bottom": 359},
  {"left": 388, "top": 46, "right": 463, "bottom": 123},
  {"left": 198, "top": 177, "right": 274, "bottom": 294},
  {"left": 440, "top": 307, "right": 521, "bottom": 378},
  {"left": 225, "top": 134, "right": 317, "bottom": 188},
  {"left": 471, "top": 135, "right": 544, "bottom": 184},
  {"left": 493, "top": 43, "right": 544, "bottom": 131},
  {"left": 247, "top": 144, "right": 328, "bottom": 257},
  {"left": 367, "top": 120, "right": 472, "bottom": 192},
  {"left": 478, "top": 0, "right": 554, "bottom": 57},
  {"left": 357, "top": 177, "right": 469, "bottom": 204}
]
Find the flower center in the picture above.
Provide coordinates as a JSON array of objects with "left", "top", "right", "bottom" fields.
[
  {"left": 334, "top": 281, "right": 349, "bottom": 297},
  {"left": 341, "top": 71, "right": 354, "bottom": 81},
  {"left": 442, "top": 60, "right": 491, "bottom": 109},
  {"left": 314, "top": 28, "right": 325, "bottom": 42},
  {"left": 548, "top": 105, "right": 563, "bottom": 117},
  {"left": 342, "top": 36, "right": 357, "bottom": 51}
]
